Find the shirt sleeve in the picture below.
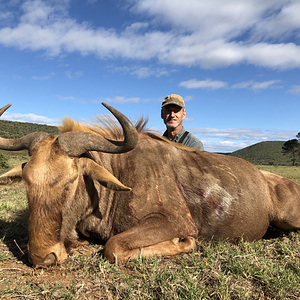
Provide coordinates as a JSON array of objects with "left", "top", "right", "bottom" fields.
[{"left": 184, "top": 133, "right": 204, "bottom": 150}]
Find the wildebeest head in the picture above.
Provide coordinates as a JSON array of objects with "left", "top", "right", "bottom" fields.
[{"left": 0, "top": 103, "right": 138, "bottom": 266}]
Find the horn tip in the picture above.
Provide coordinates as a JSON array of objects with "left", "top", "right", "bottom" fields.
[
  {"left": 0, "top": 103, "right": 12, "bottom": 116},
  {"left": 102, "top": 102, "right": 114, "bottom": 113},
  {"left": 101, "top": 102, "right": 109, "bottom": 109}
]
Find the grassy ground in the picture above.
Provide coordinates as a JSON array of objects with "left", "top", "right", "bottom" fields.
[
  {"left": 256, "top": 165, "right": 300, "bottom": 185},
  {"left": 0, "top": 165, "right": 300, "bottom": 299}
]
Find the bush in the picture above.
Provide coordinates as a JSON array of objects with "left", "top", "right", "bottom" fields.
[{"left": 0, "top": 152, "right": 9, "bottom": 169}]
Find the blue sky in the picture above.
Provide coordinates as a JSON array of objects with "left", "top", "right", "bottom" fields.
[{"left": 0, "top": 0, "right": 300, "bottom": 152}]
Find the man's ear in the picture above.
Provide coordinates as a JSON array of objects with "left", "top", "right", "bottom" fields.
[
  {"left": 161, "top": 108, "right": 164, "bottom": 119},
  {"left": 182, "top": 108, "right": 186, "bottom": 120}
]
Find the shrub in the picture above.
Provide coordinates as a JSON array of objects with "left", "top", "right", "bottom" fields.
[{"left": 0, "top": 152, "right": 9, "bottom": 169}]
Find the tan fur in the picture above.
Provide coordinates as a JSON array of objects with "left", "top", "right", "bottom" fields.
[
  {"left": 261, "top": 170, "right": 300, "bottom": 229},
  {"left": 105, "top": 237, "right": 197, "bottom": 264}
]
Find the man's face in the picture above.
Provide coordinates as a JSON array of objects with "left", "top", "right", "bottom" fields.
[{"left": 161, "top": 104, "right": 186, "bottom": 130}]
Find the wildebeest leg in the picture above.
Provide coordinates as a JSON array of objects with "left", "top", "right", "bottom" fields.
[
  {"left": 262, "top": 170, "right": 300, "bottom": 230},
  {"left": 105, "top": 237, "right": 196, "bottom": 264},
  {"left": 271, "top": 183, "right": 300, "bottom": 230},
  {"left": 104, "top": 215, "right": 198, "bottom": 263}
]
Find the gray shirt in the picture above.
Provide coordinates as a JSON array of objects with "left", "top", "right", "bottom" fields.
[{"left": 163, "top": 127, "right": 204, "bottom": 150}]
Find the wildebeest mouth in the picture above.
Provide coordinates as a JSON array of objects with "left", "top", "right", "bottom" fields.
[{"left": 27, "top": 242, "right": 68, "bottom": 267}]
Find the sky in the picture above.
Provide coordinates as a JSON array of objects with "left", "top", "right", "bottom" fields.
[{"left": 0, "top": 0, "right": 300, "bottom": 153}]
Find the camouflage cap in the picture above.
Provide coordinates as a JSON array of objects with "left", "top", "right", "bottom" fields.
[{"left": 161, "top": 94, "right": 185, "bottom": 108}]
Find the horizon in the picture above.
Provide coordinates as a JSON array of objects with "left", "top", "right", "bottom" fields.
[{"left": 0, "top": 0, "right": 300, "bottom": 152}]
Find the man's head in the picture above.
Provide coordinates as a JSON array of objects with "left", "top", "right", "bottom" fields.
[{"left": 161, "top": 94, "right": 186, "bottom": 130}]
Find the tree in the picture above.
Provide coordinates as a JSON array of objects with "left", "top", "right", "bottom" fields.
[{"left": 282, "top": 139, "right": 300, "bottom": 166}]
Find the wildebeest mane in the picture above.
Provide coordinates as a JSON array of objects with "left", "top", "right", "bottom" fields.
[
  {"left": 58, "top": 115, "right": 152, "bottom": 140},
  {"left": 58, "top": 115, "right": 198, "bottom": 152}
]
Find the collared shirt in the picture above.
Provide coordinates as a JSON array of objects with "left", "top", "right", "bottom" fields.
[{"left": 163, "top": 127, "right": 204, "bottom": 150}]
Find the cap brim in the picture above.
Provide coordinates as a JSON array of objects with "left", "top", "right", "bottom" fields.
[{"left": 161, "top": 101, "right": 185, "bottom": 108}]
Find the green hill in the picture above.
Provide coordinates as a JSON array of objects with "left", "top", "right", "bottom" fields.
[
  {"left": 0, "top": 120, "right": 60, "bottom": 171},
  {"left": 229, "top": 141, "right": 294, "bottom": 165},
  {"left": 0, "top": 119, "right": 59, "bottom": 139}
]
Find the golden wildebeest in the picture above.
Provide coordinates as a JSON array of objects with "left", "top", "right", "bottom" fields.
[{"left": 1, "top": 103, "right": 300, "bottom": 267}]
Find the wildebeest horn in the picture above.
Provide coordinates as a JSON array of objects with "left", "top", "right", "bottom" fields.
[
  {"left": 0, "top": 104, "right": 12, "bottom": 116},
  {"left": 0, "top": 104, "right": 50, "bottom": 153},
  {"left": 57, "top": 103, "right": 138, "bottom": 156}
]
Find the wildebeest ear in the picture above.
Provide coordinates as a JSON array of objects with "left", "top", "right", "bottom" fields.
[
  {"left": 0, "top": 163, "right": 25, "bottom": 185},
  {"left": 80, "top": 158, "right": 131, "bottom": 191}
]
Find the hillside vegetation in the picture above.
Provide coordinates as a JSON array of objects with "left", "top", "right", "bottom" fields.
[
  {"left": 229, "top": 141, "right": 295, "bottom": 165},
  {"left": 0, "top": 120, "right": 60, "bottom": 171},
  {"left": 0, "top": 119, "right": 59, "bottom": 139}
]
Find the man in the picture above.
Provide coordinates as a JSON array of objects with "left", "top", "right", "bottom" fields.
[{"left": 161, "top": 94, "right": 204, "bottom": 150}]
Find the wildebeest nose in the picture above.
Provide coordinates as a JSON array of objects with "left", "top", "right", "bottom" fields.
[
  {"left": 43, "top": 253, "right": 57, "bottom": 266},
  {"left": 28, "top": 252, "right": 57, "bottom": 267}
]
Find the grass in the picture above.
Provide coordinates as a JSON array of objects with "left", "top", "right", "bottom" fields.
[
  {"left": 0, "top": 166, "right": 300, "bottom": 299},
  {"left": 256, "top": 165, "right": 300, "bottom": 185}
]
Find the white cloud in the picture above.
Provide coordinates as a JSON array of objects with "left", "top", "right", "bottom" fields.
[
  {"left": 231, "top": 80, "right": 281, "bottom": 91},
  {"left": 179, "top": 79, "right": 227, "bottom": 89},
  {"left": 0, "top": 0, "right": 300, "bottom": 69},
  {"left": 108, "top": 64, "right": 171, "bottom": 79},
  {"left": 104, "top": 96, "right": 140, "bottom": 104},
  {"left": 56, "top": 95, "right": 75, "bottom": 100},
  {"left": 65, "top": 70, "right": 83, "bottom": 79},
  {"left": 190, "top": 127, "right": 296, "bottom": 142},
  {"left": 183, "top": 95, "right": 193, "bottom": 102},
  {"left": 0, "top": 11, "right": 13, "bottom": 22},
  {"left": 251, "top": 80, "right": 281, "bottom": 91},
  {"left": 196, "top": 127, "right": 297, "bottom": 152},
  {"left": 153, "top": 126, "right": 296, "bottom": 153},
  {"left": 20, "top": 0, "right": 55, "bottom": 25},
  {"left": 179, "top": 79, "right": 281, "bottom": 91},
  {"left": 250, "top": 1, "right": 300, "bottom": 42},
  {"left": 231, "top": 81, "right": 253, "bottom": 89},
  {"left": 130, "top": 66, "right": 169, "bottom": 79},
  {"left": 2, "top": 113, "right": 59, "bottom": 125},
  {"left": 130, "top": 67, "right": 153, "bottom": 79},
  {"left": 202, "top": 140, "right": 250, "bottom": 153},
  {"left": 32, "top": 72, "right": 55, "bottom": 80},
  {"left": 288, "top": 85, "right": 300, "bottom": 95},
  {"left": 184, "top": 118, "right": 195, "bottom": 122}
]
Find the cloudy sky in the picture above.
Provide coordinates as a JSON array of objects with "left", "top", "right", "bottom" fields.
[{"left": 0, "top": 0, "right": 300, "bottom": 152}]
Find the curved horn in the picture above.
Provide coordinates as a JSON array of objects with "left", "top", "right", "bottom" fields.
[
  {"left": 58, "top": 103, "right": 138, "bottom": 156},
  {"left": 0, "top": 104, "right": 12, "bottom": 116},
  {"left": 0, "top": 104, "right": 50, "bottom": 152}
]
